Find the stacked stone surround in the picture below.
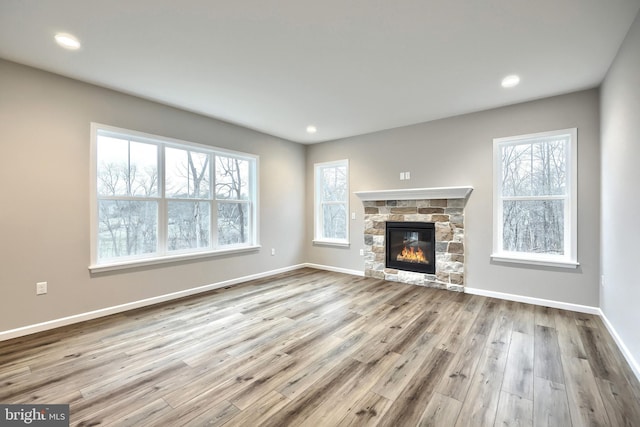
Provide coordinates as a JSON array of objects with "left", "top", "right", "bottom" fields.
[{"left": 363, "top": 198, "right": 466, "bottom": 292}]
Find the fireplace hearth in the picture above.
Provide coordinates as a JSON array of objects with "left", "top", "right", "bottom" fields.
[{"left": 386, "top": 222, "right": 435, "bottom": 274}]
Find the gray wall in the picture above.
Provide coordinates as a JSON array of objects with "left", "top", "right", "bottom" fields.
[
  {"left": 306, "top": 89, "right": 601, "bottom": 307},
  {"left": 601, "top": 12, "right": 640, "bottom": 370},
  {"left": 0, "top": 59, "right": 306, "bottom": 332},
  {"left": 0, "top": 55, "right": 607, "bottom": 334}
]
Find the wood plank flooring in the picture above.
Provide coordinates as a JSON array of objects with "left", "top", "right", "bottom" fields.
[{"left": 1, "top": 268, "right": 639, "bottom": 426}]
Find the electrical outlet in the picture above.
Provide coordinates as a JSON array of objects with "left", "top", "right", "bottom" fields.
[
  {"left": 405, "top": 171, "right": 411, "bottom": 180},
  {"left": 271, "top": 248, "right": 276, "bottom": 256},
  {"left": 400, "top": 172, "right": 405, "bottom": 180},
  {"left": 36, "top": 281, "right": 47, "bottom": 295},
  {"left": 351, "top": 212, "right": 356, "bottom": 220},
  {"left": 359, "top": 249, "right": 364, "bottom": 256}
]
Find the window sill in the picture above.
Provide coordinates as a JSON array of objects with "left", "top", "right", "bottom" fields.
[
  {"left": 313, "top": 240, "right": 350, "bottom": 248},
  {"left": 89, "top": 245, "right": 261, "bottom": 273},
  {"left": 491, "top": 253, "right": 579, "bottom": 269}
]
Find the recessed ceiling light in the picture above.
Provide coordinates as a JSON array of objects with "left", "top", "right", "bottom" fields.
[
  {"left": 306, "top": 125, "right": 317, "bottom": 134},
  {"left": 501, "top": 74, "right": 520, "bottom": 88},
  {"left": 55, "top": 33, "right": 81, "bottom": 50}
]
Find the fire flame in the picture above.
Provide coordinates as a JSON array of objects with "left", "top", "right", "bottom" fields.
[{"left": 398, "top": 246, "right": 427, "bottom": 263}]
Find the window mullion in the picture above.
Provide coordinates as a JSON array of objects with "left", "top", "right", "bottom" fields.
[
  {"left": 211, "top": 153, "right": 217, "bottom": 249},
  {"left": 157, "top": 144, "right": 167, "bottom": 255},
  {"left": 500, "top": 195, "right": 566, "bottom": 201}
]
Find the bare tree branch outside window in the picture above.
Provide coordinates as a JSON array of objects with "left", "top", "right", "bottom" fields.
[
  {"left": 216, "top": 156, "right": 250, "bottom": 245},
  {"left": 166, "top": 148, "right": 211, "bottom": 251},
  {"left": 96, "top": 138, "right": 158, "bottom": 259}
]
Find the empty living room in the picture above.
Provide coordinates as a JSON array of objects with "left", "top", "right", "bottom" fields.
[{"left": 1, "top": 1, "right": 640, "bottom": 426}]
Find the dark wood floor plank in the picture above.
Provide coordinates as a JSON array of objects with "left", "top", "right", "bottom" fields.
[
  {"left": 377, "top": 348, "right": 454, "bottom": 427},
  {"left": 553, "top": 309, "right": 587, "bottom": 360},
  {"left": 578, "top": 323, "right": 626, "bottom": 383},
  {"left": 259, "top": 357, "right": 364, "bottom": 427},
  {"left": 534, "top": 325, "right": 564, "bottom": 384},
  {"left": 507, "top": 300, "right": 535, "bottom": 336},
  {"left": 534, "top": 305, "right": 556, "bottom": 328},
  {"left": 1, "top": 269, "right": 638, "bottom": 427},
  {"left": 469, "top": 297, "right": 501, "bottom": 336}
]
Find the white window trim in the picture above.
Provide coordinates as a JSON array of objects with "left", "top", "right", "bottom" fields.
[
  {"left": 89, "top": 123, "right": 259, "bottom": 272},
  {"left": 491, "top": 128, "right": 578, "bottom": 269},
  {"left": 314, "top": 159, "right": 350, "bottom": 247}
]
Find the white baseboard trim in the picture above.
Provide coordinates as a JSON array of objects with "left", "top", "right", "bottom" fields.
[
  {"left": 0, "top": 264, "right": 308, "bottom": 342},
  {"left": 303, "top": 263, "right": 365, "bottom": 277},
  {"left": 464, "top": 287, "right": 600, "bottom": 315},
  {"left": 598, "top": 309, "right": 640, "bottom": 382}
]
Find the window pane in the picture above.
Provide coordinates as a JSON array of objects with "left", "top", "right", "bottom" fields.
[
  {"left": 501, "top": 139, "right": 567, "bottom": 197},
  {"left": 98, "top": 200, "right": 158, "bottom": 259},
  {"left": 502, "top": 199, "right": 564, "bottom": 254},
  {"left": 97, "top": 136, "right": 158, "bottom": 197},
  {"left": 321, "top": 166, "right": 347, "bottom": 202},
  {"left": 218, "top": 202, "right": 249, "bottom": 245},
  {"left": 322, "top": 203, "right": 347, "bottom": 239},
  {"left": 531, "top": 139, "right": 566, "bottom": 196},
  {"left": 215, "top": 156, "right": 249, "bottom": 200},
  {"left": 167, "top": 201, "right": 211, "bottom": 251},
  {"left": 166, "top": 147, "right": 211, "bottom": 198},
  {"left": 129, "top": 141, "right": 159, "bottom": 196},
  {"left": 501, "top": 143, "right": 531, "bottom": 197}
]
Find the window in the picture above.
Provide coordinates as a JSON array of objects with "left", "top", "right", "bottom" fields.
[
  {"left": 492, "top": 128, "right": 578, "bottom": 268},
  {"left": 90, "top": 123, "right": 258, "bottom": 271},
  {"left": 314, "top": 160, "right": 349, "bottom": 246}
]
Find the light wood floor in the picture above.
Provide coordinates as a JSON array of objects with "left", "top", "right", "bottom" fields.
[{"left": 1, "top": 269, "right": 639, "bottom": 426}]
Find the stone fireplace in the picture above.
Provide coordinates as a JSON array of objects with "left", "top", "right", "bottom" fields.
[{"left": 355, "top": 187, "right": 472, "bottom": 292}]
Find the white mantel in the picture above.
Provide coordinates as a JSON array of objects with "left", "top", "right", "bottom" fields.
[{"left": 354, "top": 186, "right": 473, "bottom": 201}]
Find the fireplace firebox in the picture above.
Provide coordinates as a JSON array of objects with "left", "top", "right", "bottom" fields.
[{"left": 385, "top": 221, "right": 436, "bottom": 274}]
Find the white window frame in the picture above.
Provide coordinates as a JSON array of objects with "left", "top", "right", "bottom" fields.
[
  {"left": 491, "top": 128, "right": 578, "bottom": 268},
  {"left": 89, "top": 123, "right": 259, "bottom": 273},
  {"left": 314, "top": 159, "right": 350, "bottom": 247}
]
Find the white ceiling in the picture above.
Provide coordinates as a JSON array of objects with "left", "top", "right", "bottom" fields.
[{"left": 1, "top": 1, "right": 639, "bottom": 143}]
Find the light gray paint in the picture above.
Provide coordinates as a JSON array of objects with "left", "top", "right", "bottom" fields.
[
  {"left": 601, "top": 12, "right": 640, "bottom": 370},
  {"left": 0, "top": 59, "right": 306, "bottom": 332},
  {"left": 307, "top": 90, "right": 601, "bottom": 307},
  {"left": 1, "top": 1, "right": 638, "bottom": 143}
]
